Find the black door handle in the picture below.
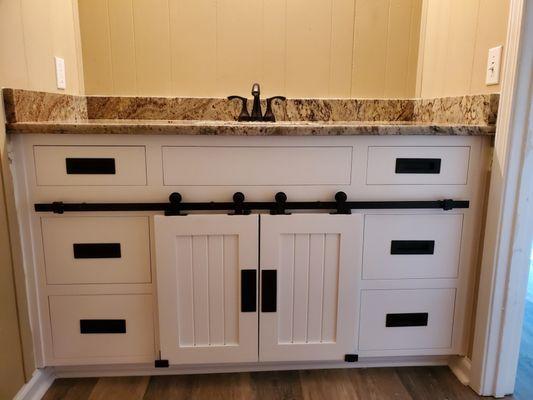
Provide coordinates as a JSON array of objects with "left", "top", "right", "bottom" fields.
[
  {"left": 261, "top": 270, "right": 277, "bottom": 312},
  {"left": 241, "top": 269, "right": 257, "bottom": 312}
]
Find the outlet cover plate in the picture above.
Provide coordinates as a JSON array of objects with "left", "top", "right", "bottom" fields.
[
  {"left": 55, "top": 56, "right": 66, "bottom": 90},
  {"left": 486, "top": 46, "right": 503, "bottom": 86}
]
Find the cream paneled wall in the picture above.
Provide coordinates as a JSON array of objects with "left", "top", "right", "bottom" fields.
[
  {"left": 0, "top": 0, "right": 84, "bottom": 94},
  {"left": 1, "top": 1, "right": 84, "bottom": 396},
  {"left": 78, "top": 0, "right": 422, "bottom": 98},
  {"left": 417, "top": 0, "right": 510, "bottom": 98}
]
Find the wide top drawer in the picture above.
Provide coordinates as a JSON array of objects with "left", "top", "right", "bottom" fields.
[
  {"left": 366, "top": 146, "right": 470, "bottom": 185},
  {"left": 162, "top": 146, "right": 353, "bottom": 186},
  {"left": 33, "top": 145, "right": 147, "bottom": 186}
]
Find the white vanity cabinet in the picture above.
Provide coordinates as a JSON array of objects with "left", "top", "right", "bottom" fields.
[{"left": 10, "top": 133, "right": 490, "bottom": 371}]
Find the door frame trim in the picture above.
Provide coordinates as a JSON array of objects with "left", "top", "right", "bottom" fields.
[{"left": 469, "top": 0, "right": 533, "bottom": 396}]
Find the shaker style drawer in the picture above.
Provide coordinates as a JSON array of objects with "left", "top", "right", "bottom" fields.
[
  {"left": 362, "top": 214, "right": 463, "bottom": 279},
  {"left": 49, "top": 294, "right": 155, "bottom": 363},
  {"left": 358, "top": 289, "right": 456, "bottom": 351},
  {"left": 42, "top": 217, "right": 151, "bottom": 284},
  {"left": 162, "top": 146, "right": 353, "bottom": 186},
  {"left": 33, "top": 145, "right": 147, "bottom": 186},
  {"left": 366, "top": 146, "right": 470, "bottom": 185}
]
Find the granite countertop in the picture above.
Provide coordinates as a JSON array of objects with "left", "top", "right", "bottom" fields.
[
  {"left": 2, "top": 89, "right": 498, "bottom": 136},
  {"left": 5, "top": 119, "right": 495, "bottom": 136}
]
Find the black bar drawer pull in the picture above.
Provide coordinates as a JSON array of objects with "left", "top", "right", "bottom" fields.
[
  {"left": 73, "top": 243, "right": 122, "bottom": 259},
  {"left": 395, "top": 158, "right": 441, "bottom": 174},
  {"left": 261, "top": 270, "right": 277, "bottom": 313},
  {"left": 386, "top": 313, "right": 428, "bottom": 327},
  {"left": 241, "top": 270, "right": 257, "bottom": 312},
  {"left": 390, "top": 240, "right": 435, "bottom": 255},
  {"left": 66, "top": 158, "right": 116, "bottom": 174},
  {"left": 80, "top": 319, "right": 126, "bottom": 334}
]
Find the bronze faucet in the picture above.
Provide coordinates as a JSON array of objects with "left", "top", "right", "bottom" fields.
[{"left": 228, "top": 83, "right": 286, "bottom": 122}]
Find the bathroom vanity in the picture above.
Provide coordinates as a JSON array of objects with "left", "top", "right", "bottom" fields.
[{"left": 3, "top": 89, "right": 495, "bottom": 374}]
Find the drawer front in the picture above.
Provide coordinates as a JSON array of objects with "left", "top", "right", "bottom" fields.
[
  {"left": 366, "top": 146, "right": 470, "bottom": 185},
  {"left": 49, "top": 294, "right": 155, "bottom": 362},
  {"left": 362, "top": 214, "right": 463, "bottom": 279},
  {"left": 162, "top": 146, "right": 353, "bottom": 186},
  {"left": 42, "top": 217, "right": 151, "bottom": 284},
  {"left": 359, "top": 289, "right": 455, "bottom": 351},
  {"left": 33, "top": 145, "right": 147, "bottom": 186}
]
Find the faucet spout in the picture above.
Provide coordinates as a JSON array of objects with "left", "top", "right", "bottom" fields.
[{"left": 250, "top": 83, "right": 262, "bottom": 121}]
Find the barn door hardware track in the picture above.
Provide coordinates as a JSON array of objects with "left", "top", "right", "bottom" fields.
[{"left": 34, "top": 191, "right": 470, "bottom": 215}]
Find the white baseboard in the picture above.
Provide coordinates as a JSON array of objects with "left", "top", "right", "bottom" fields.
[
  {"left": 448, "top": 356, "right": 471, "bottom": 385},
  {"left": 12, "top": 369, "right": 55, "bottom": 400},
  {"left": 53, "top": 355, "right": 450, "bottom": 378}
]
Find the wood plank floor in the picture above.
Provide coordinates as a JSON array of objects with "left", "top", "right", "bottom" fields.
[{"left": 42, "top": 366, "right": 520, "bottom": 400}]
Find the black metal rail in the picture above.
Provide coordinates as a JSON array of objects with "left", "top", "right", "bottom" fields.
[{"left": 34, "top": 192, "right": 470, "bottom": 216}]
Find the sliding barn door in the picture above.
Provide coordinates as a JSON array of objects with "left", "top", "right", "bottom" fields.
[
  {"left": 260, "top": 214, "right": 363, "bottom": 362},
  {"left": 154, "top": 215, "right": 258, "bottom": 364}
]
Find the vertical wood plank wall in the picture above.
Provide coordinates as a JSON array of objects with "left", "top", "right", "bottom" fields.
[
  {"left": 1, "top": 1, "right": 84, "bottom": 395},
  {"left": 0, "top": 0, "right": 84, "bottom": 95},
  {"left": 417, "top": 0, "right": 510, "bottom": 98},
  {"left": 78, "top": 0, "right": 422, "bottom": 98}
]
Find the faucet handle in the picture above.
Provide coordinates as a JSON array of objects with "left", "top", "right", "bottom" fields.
[
  {"left": 263, "top": 96, "right": 287, "bottom": 122},
  {"left": 228, "top": 95, "right": 250, "bottom": 121}
]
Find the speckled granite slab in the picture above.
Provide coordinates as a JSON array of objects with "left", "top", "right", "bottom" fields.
[
  {"left": 2, "top": 88, "right": 88, "bottom": 123},
  {"left": 413, "top": 94, "right": 499, "bottom": 125},
  {"left": 2, "top": 88, "right": 498, "bottom": 136},
  {"left": 85, "top": 97, "right": 416, "bottom": 123},
  {"left": 5, "top": 119, "right": 495, "bottom": 136}
]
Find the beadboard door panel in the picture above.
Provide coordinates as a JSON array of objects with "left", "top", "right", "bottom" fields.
[
  {"left": 260, "top": 214, "right": 363, "bottom": 362},
  {"left": 154, "top": 215, "right": 258, "bottom": 364}
]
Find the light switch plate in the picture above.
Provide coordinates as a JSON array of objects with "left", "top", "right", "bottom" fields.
[
  {"left": 54, "top": 56, "right": 66, "bottom": 90},
  {"left": 486, "top": 46, "right": 502, "bottom": 86}
]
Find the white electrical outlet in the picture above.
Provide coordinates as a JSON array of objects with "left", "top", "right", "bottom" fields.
[
  {"left": 486, "top": 46, "right": 502, "bottom": 86},
  {"left": 55, "top": 56, "right": 66, "bottom": 90}
]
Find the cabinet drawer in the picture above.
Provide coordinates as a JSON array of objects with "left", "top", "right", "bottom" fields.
[
  {"left": 33, "top": 145, "right": 147, "bottom": 186},
  {"left": 162, "top": 146, "right": 353, "bottom": 186},
  {"left": 42, "top": 217, "right": 151, "bottom": 284},
  {"left": 49, "top": 294, "right": 155, "bottom": 362},
  {"left": 366, "top": 146, "right": 470, "bottom": 185},
  {"left": 358, "top": 289, "right": 455, "bottom": 351},
  {"left": 362, "top": 214, "right": 463, "bottom": 279}
]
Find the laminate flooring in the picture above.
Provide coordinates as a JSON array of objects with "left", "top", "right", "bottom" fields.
[{"left": 42, "top": 365, "right": 521, "bottom": 400}]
